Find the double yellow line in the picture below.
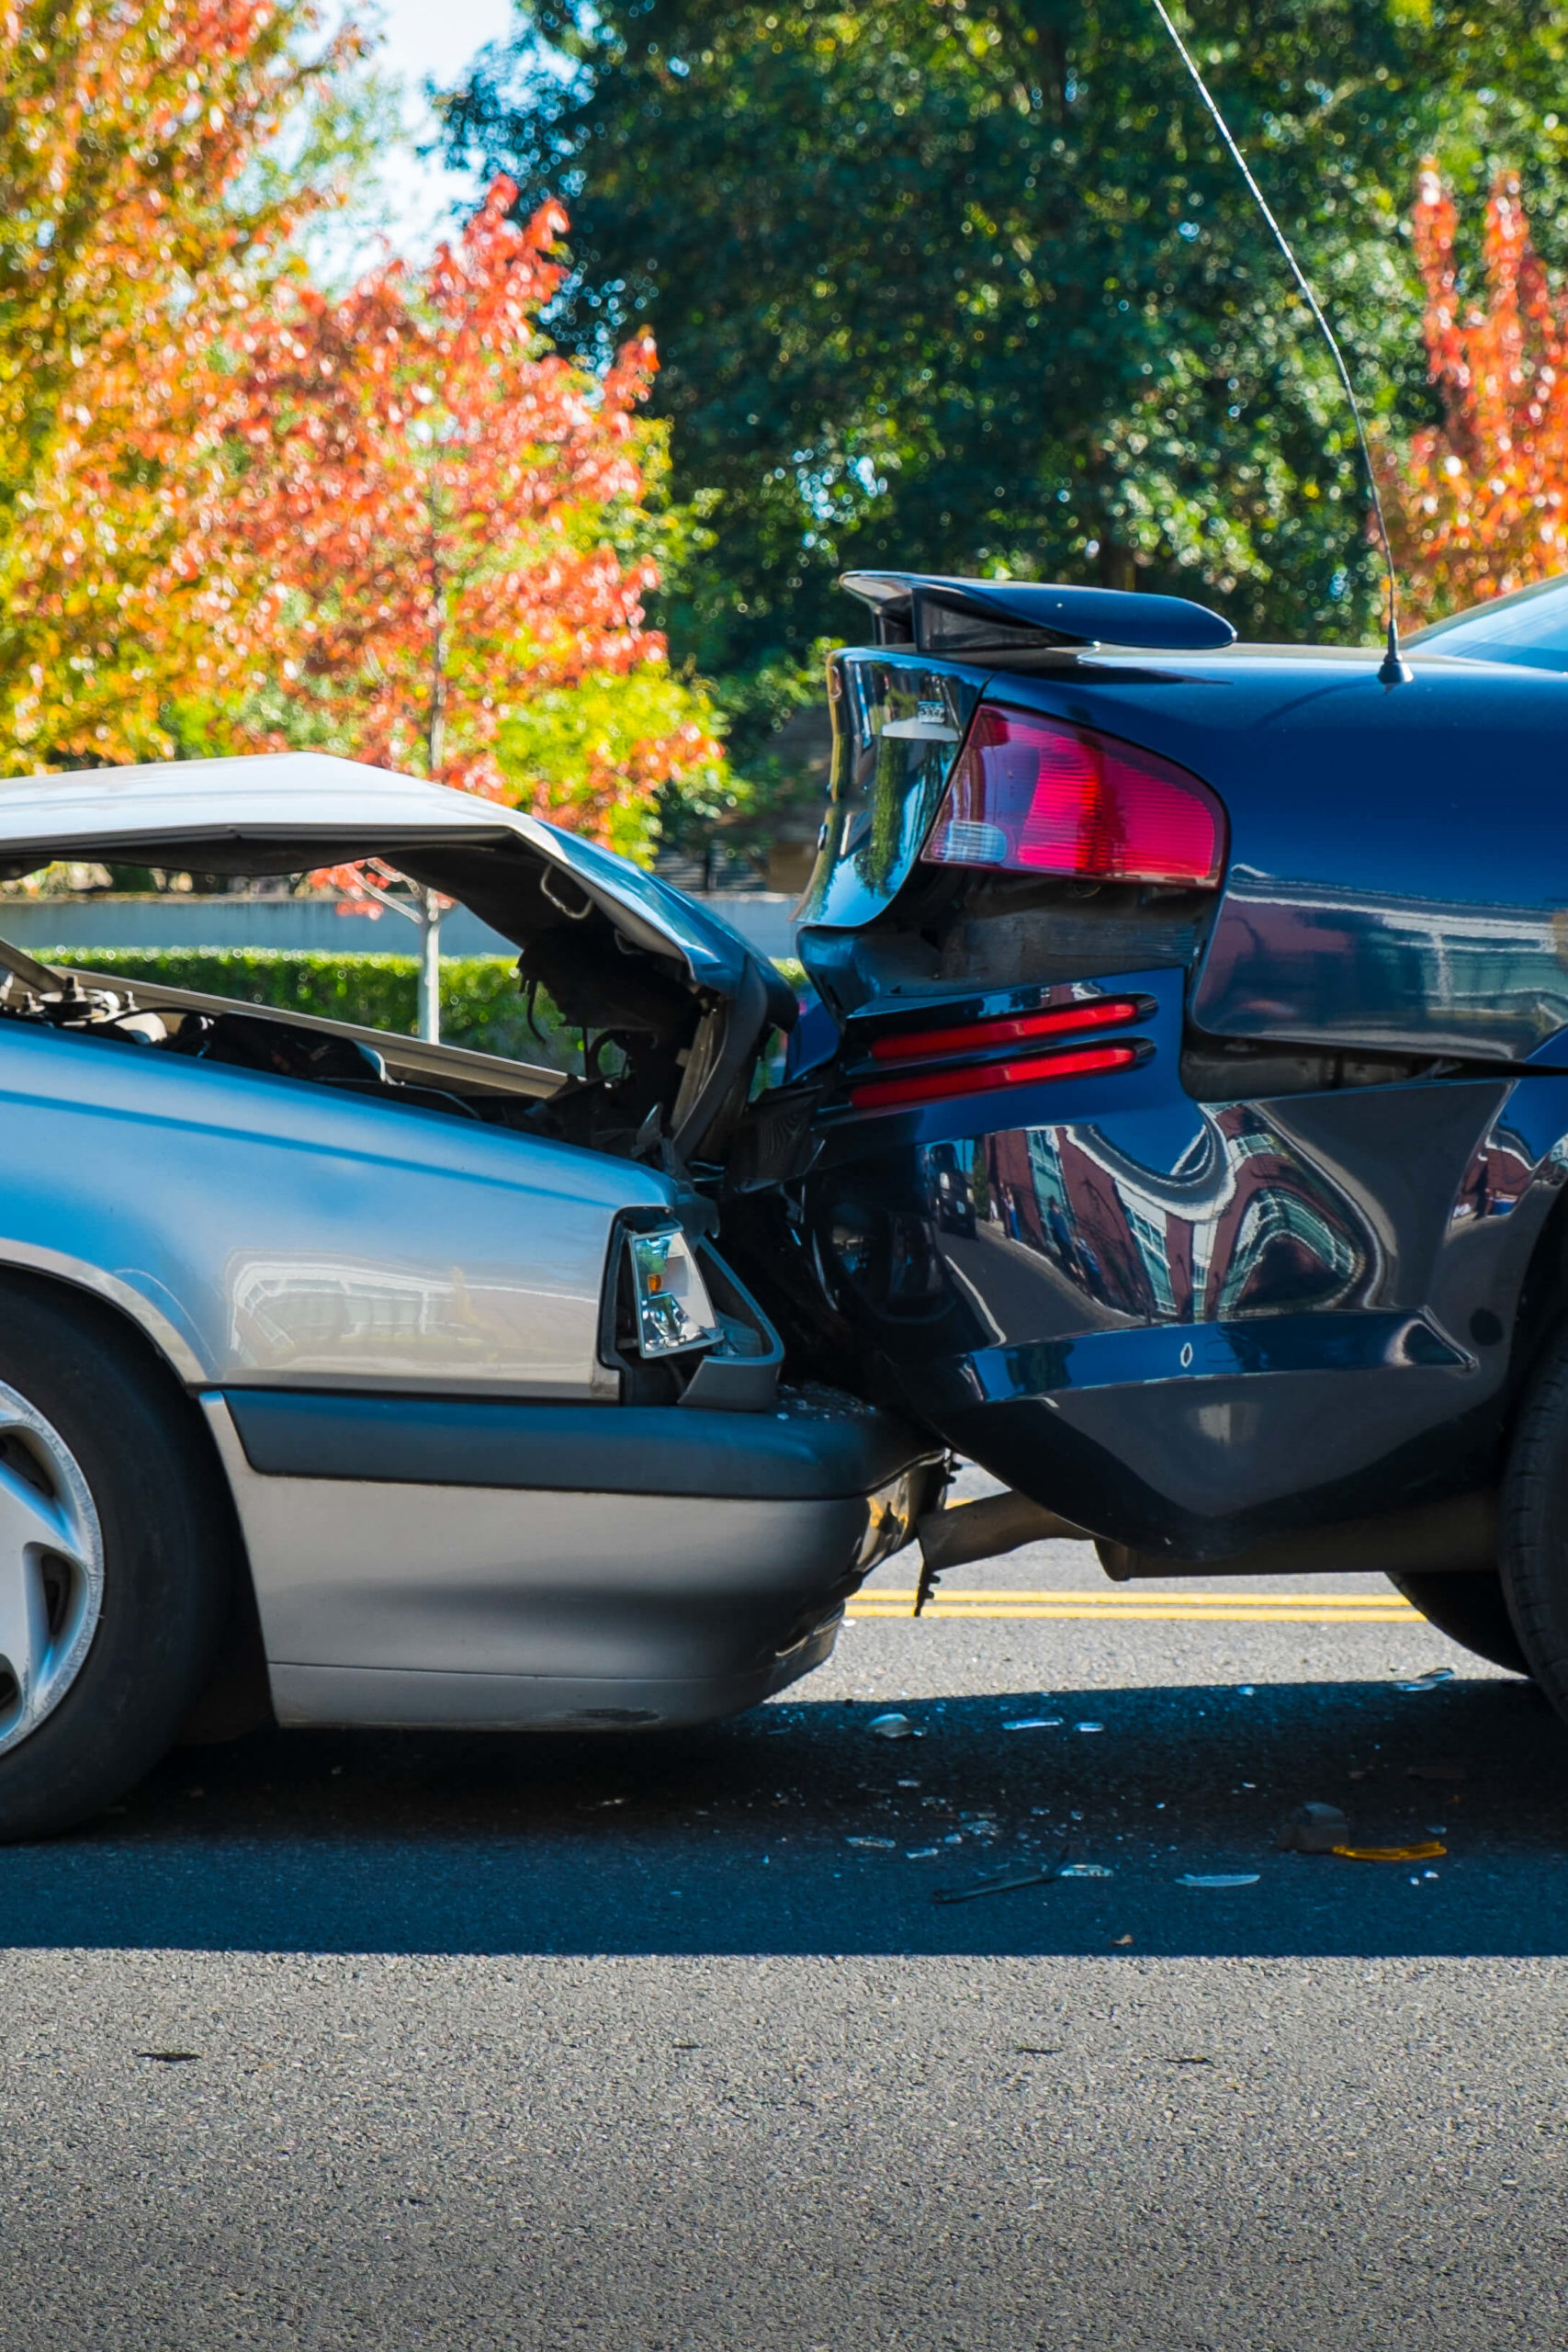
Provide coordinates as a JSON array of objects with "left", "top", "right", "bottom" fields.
[{"left": 847, "top": 1588, "right": 1418, "bottom": 1624}]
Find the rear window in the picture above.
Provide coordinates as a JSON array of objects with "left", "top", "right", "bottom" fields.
[{"left": 1411, "top": 573, "right": 1568, "bottom": 673}]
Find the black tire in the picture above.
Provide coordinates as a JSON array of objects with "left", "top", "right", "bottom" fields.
[
  {"left": 1387, "top": 1569, "right": 1530, "bottom": 1677},
  {"left": 1500, "top": 1321, "right": 1568, "bottom": 1722},
  {"left": 0, "top": 1279, "right": 230, "bottom": 1838}
]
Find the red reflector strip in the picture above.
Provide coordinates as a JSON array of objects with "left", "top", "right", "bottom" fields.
[
  {"left": 850, "top": 1041, "right": 1141, "bottom": 1112},
  {"left": 868, "top": 995, "right": 1145, "bottom": 1063}
]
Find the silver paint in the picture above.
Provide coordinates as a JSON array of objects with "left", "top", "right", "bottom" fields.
[
  {"left": 267, "top": 1617, "right": 843, "bottom": 1731},
  {"left": 0, "top": 1019, "right": 669, "bottom": 1396},
  {"left": 201, "top": 1398, "right": 877, "bottom": 1725}
]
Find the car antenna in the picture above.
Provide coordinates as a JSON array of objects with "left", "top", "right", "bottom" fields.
[{"left": 1147, "top": 0, "right": 1411, "bottom": 686}]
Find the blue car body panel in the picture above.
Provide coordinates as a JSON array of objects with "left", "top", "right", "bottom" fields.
[{"left": 768, "top": 616, "right": 1568, "bottom": 1561}]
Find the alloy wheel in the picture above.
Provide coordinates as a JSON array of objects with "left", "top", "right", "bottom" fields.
[{"left": 0, "top": 1380, "right": 104, "bottom": 1756}]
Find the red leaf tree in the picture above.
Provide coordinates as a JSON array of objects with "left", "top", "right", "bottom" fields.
[
  {"left": 1382, "top": 167, "right": 1568, "bottom": 616},
  {"left": 225, "top": 175, "right": 722, "bottom": 854}
]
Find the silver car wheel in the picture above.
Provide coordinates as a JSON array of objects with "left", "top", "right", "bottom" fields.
[{"left": 0, "top": 1380, "right": 104, "bottom": 1757}]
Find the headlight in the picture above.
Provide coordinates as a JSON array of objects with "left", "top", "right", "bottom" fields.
[{"left": 626, "top": 1223, "right": 721, "bottom": 1359}]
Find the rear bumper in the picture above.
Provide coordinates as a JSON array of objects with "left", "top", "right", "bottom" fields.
[
  {"left": 920, "top": 1318, "right": 1484, "bottom": 1560},
  {"left": 797, "top": 1034, "right": 1557, "bottom": 1560}
]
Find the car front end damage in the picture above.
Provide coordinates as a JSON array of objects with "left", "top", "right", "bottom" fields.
[{"left": 0, "top": 753, "right": 942, "bottom": 1732}]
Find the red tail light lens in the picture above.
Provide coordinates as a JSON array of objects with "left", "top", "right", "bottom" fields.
[
  {"left": 850, "top": 1041, "right": 1141, "bottom": 1113},
  {"left": 922, "top": 705, "right": 1224, "bottom": 886},
  {"left": 868, "top": 995, "right": 1145, "bottom": 1064}
]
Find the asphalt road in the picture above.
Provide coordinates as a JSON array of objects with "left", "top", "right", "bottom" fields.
[{"left": 2, "top": 1490, "right": 1565, "bottom": 2348}]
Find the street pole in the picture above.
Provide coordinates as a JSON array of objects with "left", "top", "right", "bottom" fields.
[
  {"left": 417, "top": 888, "right": 442, "bottom": 1043},
  {"left": 422, "top": 477, "right": 446, "bottom": 1047}
]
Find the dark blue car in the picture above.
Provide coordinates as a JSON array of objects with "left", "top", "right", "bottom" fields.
[{"left": 717, "top": 568, "right": 1568, "bottom": 1717}]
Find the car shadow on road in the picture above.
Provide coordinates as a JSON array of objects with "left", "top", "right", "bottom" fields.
[{"left": 4, "top": 1673, "right": 1563, "bottom": 1959}]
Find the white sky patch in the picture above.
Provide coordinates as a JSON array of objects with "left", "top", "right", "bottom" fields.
[{"left": 311, "top": 0, "right": 519, "bottom": 279}]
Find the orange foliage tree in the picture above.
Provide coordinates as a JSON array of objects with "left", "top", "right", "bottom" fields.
[
  {"left": 1382, "top": 168, "right": 1568, "bottom": 617},
  {"left": 220, "top": 175, "right": 724, "bottom": 861},
  {"left": 0, "top": 0, "right": 353, "bottom": 769}
]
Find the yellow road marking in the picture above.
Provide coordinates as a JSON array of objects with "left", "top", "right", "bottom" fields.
[
  {"left": 862, "top": 1589, "right": 1413, "bottom": 1605},
  {"left": 847, "top": 1606, "right": 1416, "bottom": 1623},
  {"left": 846, "top": 1588, "right": 1419, "bottom": 1623}
]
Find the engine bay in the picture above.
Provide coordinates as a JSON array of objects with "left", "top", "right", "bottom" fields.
[{"left": 0, "top": 956, "right": 713, "bottom": 1161}]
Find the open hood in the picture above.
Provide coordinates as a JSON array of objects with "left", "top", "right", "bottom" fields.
[
  {"left": 0, "top": 752, "right": 795, "bottom": 1162},
  {"left": 0, "top": 752, "right": 793, "bottom": 1018}
]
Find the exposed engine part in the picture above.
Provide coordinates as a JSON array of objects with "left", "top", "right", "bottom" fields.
[
  {"left": 1095, "top": 1489, "right": 1497, "bottom": 1581},
  {"left": 0, "top": 967, "right": 165, "bottom": 1041},
  {"left": 167, "top": 1008, "right": 389, "bottom": 1082}
]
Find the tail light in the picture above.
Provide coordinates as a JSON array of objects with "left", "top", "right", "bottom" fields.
[
  {"left": 868, "top": 995, "right": 1147, "bottom": 1063},
  {"left": 850, "top": 1040, "right": 1142, "bottom": 1113},
  {"left": 922, "top": 704, "right": 1224, "bottom": 886}
]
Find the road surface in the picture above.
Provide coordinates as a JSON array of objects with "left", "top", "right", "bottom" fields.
[{"left": 0, "top": 1488, "right": 1562, "bottom": 2347}]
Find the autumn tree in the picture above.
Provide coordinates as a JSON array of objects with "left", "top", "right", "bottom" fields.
[
  {"left": 1382, "top": 169, "right": 1568, "bottom": 618},
  {"left": 221, "top": 173, "right": 724, "bottom": 858},
  {"left": 207, "top": 173, "right": 724, "bottom": 1036},
  {"left": 0, "top": 0, "right": 363, "bottom": 769}
]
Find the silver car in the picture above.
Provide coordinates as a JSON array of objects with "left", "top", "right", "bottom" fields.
[{"left": 0, "top": 752, "right": 938, "bottom": 1838}]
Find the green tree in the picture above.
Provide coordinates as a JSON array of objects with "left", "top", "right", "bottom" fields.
[{"left": 446, "top": 0, "right": 1568, "bottom": 687}]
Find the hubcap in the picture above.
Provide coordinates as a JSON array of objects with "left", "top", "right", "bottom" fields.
[{"left": 0, "top": 1383, "right": 103, "bottom": 1756}]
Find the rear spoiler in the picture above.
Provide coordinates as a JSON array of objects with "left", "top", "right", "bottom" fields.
[{"left": 839, "top": 571, "right": 1235, "bottom": 656}]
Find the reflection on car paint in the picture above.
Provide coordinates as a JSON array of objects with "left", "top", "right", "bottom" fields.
[
  {"left": 227, "top": 1252, "right": 593, "bottom": 1384},
  {"left": 801, "top": 654, "right": 985, "bottom": 926},
  {"left": 929, "top": 1102, "right": 1377, "bottom": 1330},
  {"left": 1196, "top": 867, "right": 1568, "bottom": 1061},
  {"left": 1448, "top": 1114, "right": 1536, "bottom": 1227}
]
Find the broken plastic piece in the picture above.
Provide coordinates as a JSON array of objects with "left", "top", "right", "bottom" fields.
[
  {"left": 1396, "top": 1667, "right": 1456, "bottom": 1693},
  {"left": 1076, "top": 1721, "right": 1105, "bottom": 1733},
  {"left": 1331, "top": 1839, "right": 1447, "bottom": 1862},
  {"left": 867, "top": 1712, "right": 919, "bottom": 1739},
  {"left": 1059, "top": 1861, "right": 1113, "bottom": 1878},
  {"left": 1276, "top": 1801, "right": 1349, "bottom": 1854},
  {"left": 1004, "top": 1717, "right": 1065, "bottom": 1731},
  {"left": 906, "top": 1847, "right": 940, "bottom": 1860},
  {"left": 932, "top": 1860, "right": 1062, "bottom": 1905},
  {"left": 1177, "top": 1873, "right": 1261, "bottom": 1888}
]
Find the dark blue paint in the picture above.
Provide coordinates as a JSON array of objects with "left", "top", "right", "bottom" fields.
[{"left": 750, "top": 632, "right": 1568, "bottom": 1565}]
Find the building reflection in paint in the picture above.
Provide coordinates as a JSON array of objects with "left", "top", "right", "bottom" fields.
[{"left": 933, "top": 1103, "right": 1380, "bottom": 1328}]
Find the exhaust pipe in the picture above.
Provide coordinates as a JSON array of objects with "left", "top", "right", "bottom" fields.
[{"left": 914, "top": 1489, "right": 1089, "bottom": 1611}]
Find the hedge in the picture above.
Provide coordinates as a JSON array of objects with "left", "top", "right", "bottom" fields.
[{"left": 50, "top": 950, "right": 579, "bottom": 1068}]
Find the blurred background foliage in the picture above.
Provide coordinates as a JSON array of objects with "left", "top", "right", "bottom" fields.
[
  {"left": 7, "top": 2, "right": 1568, "bottom": 880},
  {"left": 446, "top": 0, "right": 1568, "bottom": 768}
]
